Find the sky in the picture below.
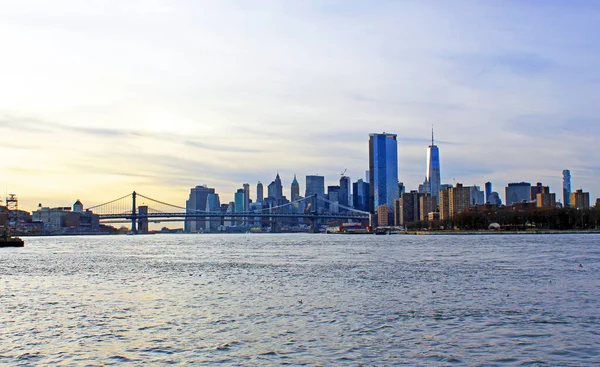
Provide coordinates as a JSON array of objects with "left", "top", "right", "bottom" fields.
[{"left": 1, "top": 0, "right": 599, "bottom": 212}]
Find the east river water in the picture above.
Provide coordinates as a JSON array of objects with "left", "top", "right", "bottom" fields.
[{"left": 1, "top": 234, "right": 599, "bottom": 366}]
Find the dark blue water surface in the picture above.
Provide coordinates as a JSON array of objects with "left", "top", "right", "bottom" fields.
[{"left": 1, "top": 234, "right": 599, "bottom": 366}]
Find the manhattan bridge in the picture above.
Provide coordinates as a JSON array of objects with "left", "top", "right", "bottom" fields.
[{"left": 87, "top": 192, "right": 370, "bottom": 233}]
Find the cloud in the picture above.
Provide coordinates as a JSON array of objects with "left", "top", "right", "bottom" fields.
[{"left": 1, "top": 1, "right": 600, "bottom": 208}]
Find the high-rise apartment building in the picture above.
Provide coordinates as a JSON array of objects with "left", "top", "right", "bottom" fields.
[
  {"left": 291, "top": 175, "right": 300, "bottom": 201},
  {"left": 439, "top": 183, "right": 471, "bottom": 222},
  {"left": 536, "top": 186, "right": 556, "bottom": 209},
  {"left": 505, "top": 182, "right": 531, "bottom": 205},
  {"left": 397, "top": 191, "right": 420, "bottom": 226},
  {"left": 369, "top": 133, "right": 399, "bottom": 223},
  {"left": 563, "top": 170, "right": 571, "bottom": 207},
  {"left": 570, "top": 189, "right": 590, "bottom": 210},
  {"left": 530, "top": 182, "right": 545, "bottom": 201},
  {"left": 185, "top": 185, "right": 215, "bottom": 232},
  {"left": 427, "top": 128, "right": 441, "bottom": 204},
  {"left": 419, "top": 193, "right": 435, "bottom": 222}
]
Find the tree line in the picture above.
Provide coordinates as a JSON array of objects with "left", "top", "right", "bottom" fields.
[{"left": 406, "top": 207, "right": 600, "bottom": 231}]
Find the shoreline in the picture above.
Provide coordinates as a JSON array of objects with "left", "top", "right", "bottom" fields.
[{"left": 401, "top": 230, "right": 600, "bottom": 235}]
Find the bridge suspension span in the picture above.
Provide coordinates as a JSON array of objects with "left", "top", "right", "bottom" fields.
[{"left": 86, "top": 191, "right": 371, "bottom": 233}]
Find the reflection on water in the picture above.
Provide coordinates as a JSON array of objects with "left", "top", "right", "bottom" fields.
[{"left": 1, "top": 234, "right": 599, "bottom": 365}]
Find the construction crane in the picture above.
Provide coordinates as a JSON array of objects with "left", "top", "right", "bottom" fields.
[{"left": 340, "top": 168, "right": 347, "bottom": 177}]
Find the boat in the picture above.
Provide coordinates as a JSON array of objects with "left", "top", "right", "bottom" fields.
[{"left": 0, "top": 236, "right": 24, "bottom": 248}]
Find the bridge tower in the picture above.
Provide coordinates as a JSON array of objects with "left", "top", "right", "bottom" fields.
[
  {"left": 138, "top": 205, "right": 148, "bottom": 234},
  {"left": 309, "top": 211, "right": 319, "bottom": 233},
  {"left": 131, "top": 191, "right": 137, "bottom": 233}
]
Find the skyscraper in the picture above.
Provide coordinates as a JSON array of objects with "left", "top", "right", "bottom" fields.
[
  {"left": 305, "top": 175, "right": 325, "bottom": 213},
  {"left": 339, "top": 176, "right": 352, "bottom": 209},
  {"left": 570, "top": 189, "right": 589, "bottom": 210},
  {"left": 505, "top": 182, "right": 531, "bottom": 204},
  {"left": 185, "top": 185, "right": 215, "bottom": 232},
  {"left": 267, "top": 173, "right": 283, "bottom": 200},
  {"left": 427, "top": 128, "right": 441, "bottom": 204},
  {"left": 205, "top": 193, "right": 221, "bottom": 232},
  {"left": 485, "top": 182, "right": 492, "bottom": 203},
  {"left": 368, "top": 133, "right": 399, "bottom": 219},
  {"left": 291, "top": 174, "right": 300, "bottom": 201},
  {"left": 563, "top": 170, "right": 571, "bottom": 207},
  {"left": 243, "top": 183, "right": 250, "bottom": 212},
  {"left": 256, "top": 182, "right": 263, "bottom": 203},
  {"left": 327, "top": 185, "right": 340, "bottom": 213},
  {"left": 352, "top": 179, "right": 369, "bottom": 212}
]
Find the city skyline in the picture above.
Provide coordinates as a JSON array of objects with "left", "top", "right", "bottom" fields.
[{"left": 1, "top": 1, "right": 599, "bottom": 210}]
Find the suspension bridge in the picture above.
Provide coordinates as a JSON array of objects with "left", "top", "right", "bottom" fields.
[{"left": 86, "top": 192, "right": 371, "bottom": 233}]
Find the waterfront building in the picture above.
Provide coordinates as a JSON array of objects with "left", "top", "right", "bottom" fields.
[
  {"left": 352, "top": 179, "right": 370, "bottom": 212},
  {"left": 530, "top": 182, "right": 546, "bottom": 201},
  {"left": 426, "top": 128, "right": 441, "bottom": 205},
  {"left": 439, "top": 183, "right": 471, "bottom": 222},
  {"left": 485, "top": 182, "right": 492, "bottom": 203},
  {"left": 31, "top": 205, "right": 98, "bottom": 234},
  {"left": 339, "top": 176, "right": 352, "bottom": 210},
  {"left": 73, "top": 200, "right": 83, "bottom": 213},
  {"left": 563, "top": 170, "right": 571, "bottom": 207},
  {"left": 419, "top": 193, "right": 435, "bottom": 222},
  {"left": 505, "top": 182, "right": 531, "bottom": 205},
  {"left": 256, "top": 182, "right": 264, "bottom": 203},
  {"left": 397, "top": 191, "right": 420, "bottom": 226},
  {"left": 536, "top": 187, "right": 556, "bottom": 209},
  {"left": 368, "top": 133, "right": 399, "bottom": 224},
  {"left": 377, "top": 204, "right": 390, "bottom": 227},
  {"left": 570, "top": 189, "right": 590, "bottom": 210},
  {"left": 185, "top": 185, "right": 215, "bottom": 232},
  {"left": 291, "top": 175, "right": 300, "bottom": 201}
]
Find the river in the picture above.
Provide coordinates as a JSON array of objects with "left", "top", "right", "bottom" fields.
[{"left": 1, "top": 234, "right": 599, "bottom": 365}]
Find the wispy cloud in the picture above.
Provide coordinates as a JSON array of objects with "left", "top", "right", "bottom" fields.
[{"left": 1, "top": 0, "right": 600, "bottom": 208}]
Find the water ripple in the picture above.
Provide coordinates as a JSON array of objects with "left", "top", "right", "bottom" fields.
[{"left": 1, "top": 233, "right": 599, "bottom": 365}]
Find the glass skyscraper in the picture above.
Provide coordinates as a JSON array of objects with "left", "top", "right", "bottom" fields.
[
  {"left": 305, "top": 175, "right": 325, "bottom": 213},
  {"left": 368, "top": 133, "right": 399, "bottom": 215},
  {"left": 563, "top": 170, "right": 571, "bottom": 207},
  {"left": 427, "top": 129, "right": 441, "bottom": 205}
]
